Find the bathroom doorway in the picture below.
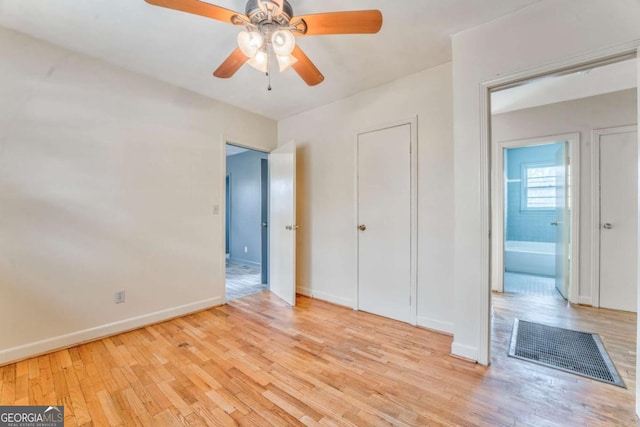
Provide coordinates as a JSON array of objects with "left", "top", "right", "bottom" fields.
[{"left": 493, "top": 138, "right": 577, "bottom": 301}]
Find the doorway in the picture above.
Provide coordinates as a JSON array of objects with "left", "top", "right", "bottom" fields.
[
  {"left": 485, "top": 54, "right": 638, "bottom": 368},
  {"left": 493, "top": 136, "right": 579, "bottom": 302},
  {"left": 222, "top": 140, "right": 298, "bottom": 306},
  {"left": 225, "top": 143, "right": 269, "bottom": 300}
]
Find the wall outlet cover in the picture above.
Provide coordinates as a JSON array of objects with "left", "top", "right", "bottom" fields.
[{"left": 114, "top": 290, "right": 125, "bottom": 304}]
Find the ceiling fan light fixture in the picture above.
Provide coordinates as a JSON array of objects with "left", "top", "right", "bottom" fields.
[
  {"left": 237, "top": 30, "right": 263, "bottom": 58},
  {"left": 145, "top": 0, "right": 382, "bottom": 87},
  {"left": 276, "top": 54, "right": 298, "bottom": 72},
  {"left": 247, "top": 50, "right": 269, "bottom": 73},
  {"left": 271, "top": 30, "right": 295, "bottom": 56}
]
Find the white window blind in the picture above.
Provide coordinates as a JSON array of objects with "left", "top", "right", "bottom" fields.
[{"left": 523, "top": 164, "right": 556, "bottom": 209}]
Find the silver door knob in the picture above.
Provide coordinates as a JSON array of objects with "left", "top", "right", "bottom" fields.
[
  {"left": 262, "top": 222, "right": 268, "bottom": 228},
  {"left": 285, "top": 225, "right": 299, "bottom": 230},
  {"left": 603, "top": 223, "right": 613, "bottom": 230},
  {"left": 358, "top": 224, "right": 366, "bottom": 231}
]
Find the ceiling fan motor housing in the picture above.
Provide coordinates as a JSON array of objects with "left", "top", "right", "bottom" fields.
[{"left": 245, "top": 0, "right": 293, "bottom": 26}]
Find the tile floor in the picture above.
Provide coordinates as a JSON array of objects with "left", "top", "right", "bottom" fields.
[
  {"left": 503, "top": 271, "right": 564, "bottom": 300},
  {"left": 225, "top": 259, "right": 267, "bottom": 301}
]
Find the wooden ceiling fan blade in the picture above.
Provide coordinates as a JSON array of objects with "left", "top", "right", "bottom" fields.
[
  {"left": 144, "top": 0, "right": 241, "bottom": 25},
  {"left": 294, "top": 10, "right": 382, "bottom": 36},
  {"left": 213, "top": 48, "right": 249, "bottom": 78},
  {"left": 291, "top": 46, "right": 324, "bottom": 86}
]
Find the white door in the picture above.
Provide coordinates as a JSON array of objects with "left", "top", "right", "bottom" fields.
[
  {"left": 357, "top": 124, "right": 411, "bottom": 323},
  {"left": 269, "top": 141, "right": 296, "bottom": 306},
  {"left": 554, "top": 143, "right": 569, "bottom": 299},
  {"left": 599, "top": 130, "right": 637, "bottom": 312}
]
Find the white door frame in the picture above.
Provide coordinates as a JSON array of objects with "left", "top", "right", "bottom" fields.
[
  {"left": 478, "top": 42, "right": 639, "bottom": 366},
  {"left": 590, "top": 124, "right": 638, "bottom": 308},
  {"left": 354, "top": 117, "right": 418, "bottom": 325},
  {"left": 491, "top": 133, "right": 580, "bottom": 304}
]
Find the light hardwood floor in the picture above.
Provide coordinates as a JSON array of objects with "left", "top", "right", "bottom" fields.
[{"left": 0, "top": 291, "right": 637, "bottom": 426}]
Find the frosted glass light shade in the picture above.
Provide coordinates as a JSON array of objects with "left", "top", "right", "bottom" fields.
[
  {"left": 248, "top": 50, "right": 268, "bottom": 73},
  {"left": 271, "top": 30, "right": 295, "bottom": 56},
  {"left": 237, "top": 31, "right": 263, "bottom": 58},
  {"left": 276, "top": 54, "right": 298, "bottom": 72}
]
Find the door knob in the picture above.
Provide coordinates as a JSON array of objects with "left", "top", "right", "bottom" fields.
[
  {"left": 603, "top": 223, "right": 613, "bottom": 230},
  {"left": 550, "top": 222, "right": 558, "bottom": 226},
  {"left": 358, "top": 224, "right": 366, "bottom": 231},
  {"left": 262, "top": 222, "right": 268, "bottom": 228},
  {"left": 285, "top": 225, "right": 299, "bottom": 230}
]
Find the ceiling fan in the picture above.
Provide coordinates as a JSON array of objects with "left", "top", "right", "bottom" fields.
[{"left": 144, "top": 0, "right": 383, "bottom": 87}]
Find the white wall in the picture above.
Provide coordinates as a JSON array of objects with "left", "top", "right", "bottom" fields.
[
  {"left": 451, "top": 0, "right": 640, "bottom": 365},
  {"left": 278, "top": 63, "right": 455, "bottom": 333},
  {"left": 493, "top": 89, "right": 638, "bottom": 303},
  {"left": 0, "top": 27, "right": 277, "bottom": 364}
]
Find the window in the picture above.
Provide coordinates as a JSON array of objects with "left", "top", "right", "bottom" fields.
[{"left": 521, "top": 163, "right": 557, "bottom": 210}]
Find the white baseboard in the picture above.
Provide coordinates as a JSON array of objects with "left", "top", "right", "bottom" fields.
[
  {"left": 577, "top": 296, "right": 592, "bottom": 306},
  {"left": 296, "top": 286, "right": 353, "bottom": 309},
  {"left": 451, "top": 341, "right": 478, "bottom": 362},
  {"left": 0, "top": 296, "right": 224, "bottom": 366},
  {"left": 297, "top": 286, "right": 312, "bottom": 297},
  {"left": 416, "top": 316, "right": 454, "bottom": 335}
]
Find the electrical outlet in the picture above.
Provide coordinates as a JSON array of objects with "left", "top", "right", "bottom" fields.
[
  {"left": 244, "top": 246, "right": 248, "bottom": 253},
  {"left": 114, "top": 290, "right": 125, "bottom": 304}
]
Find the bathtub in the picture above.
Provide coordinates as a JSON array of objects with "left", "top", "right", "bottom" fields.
[{"left": 504, "top": 240, "right": 555, "bottom": 277}]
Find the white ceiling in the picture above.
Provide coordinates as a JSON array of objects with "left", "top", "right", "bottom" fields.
[
  {"left": 492, "top": 58, "right": 638, "bottom": 114},
  {"left": 0, "top": 0, "right": 543, "bottom": 120}
]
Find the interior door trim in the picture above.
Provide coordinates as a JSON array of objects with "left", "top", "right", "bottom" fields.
[
  {"left": 590, "top": 125, "right": 638, "bottom": 308},
  {"left": 354, "top": 116, "right": 418, "bottom": 326}
]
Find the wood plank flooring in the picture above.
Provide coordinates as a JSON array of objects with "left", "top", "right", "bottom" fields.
[{"left": 0, "top": 291, "right": 637, "bottom": 426}]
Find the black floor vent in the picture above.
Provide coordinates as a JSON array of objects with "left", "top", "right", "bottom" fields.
[{"left": 508, "top": 319, "right": 625, "bottom": 388}]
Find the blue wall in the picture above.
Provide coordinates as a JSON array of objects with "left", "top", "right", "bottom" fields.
[
  {"left": 505, "top": 143, "right": 562, "bottom": 243},
  {"left": 227, "top": 149, "right": 268, "bottom": 265}
]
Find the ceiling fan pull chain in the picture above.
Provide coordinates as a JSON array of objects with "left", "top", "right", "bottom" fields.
[{"left": 267, "top": 51, "right": 272, "bottom": 91}]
